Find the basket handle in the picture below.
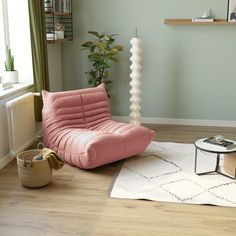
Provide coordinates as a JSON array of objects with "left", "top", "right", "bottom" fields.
[{"left": 37, "top": 142, "right": 45, "bottom": 150}]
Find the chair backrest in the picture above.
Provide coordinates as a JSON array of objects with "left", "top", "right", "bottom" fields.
[{"left": 42, "top": 84, "right": 112, "bottom": 130}]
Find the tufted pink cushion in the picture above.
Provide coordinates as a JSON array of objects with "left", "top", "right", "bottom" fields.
[{"left": 42, "top": 84, "right": 155, "bottom": 169}]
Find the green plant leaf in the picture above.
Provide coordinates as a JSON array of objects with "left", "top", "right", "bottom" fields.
[
  {"left": 103, "top": 70, "right": 111, "bottom": 79},
  {"left": 113, "top": 45, "right": 124, "bottom": 51},
  {"left": 98, "top": 33, "right": 105, "bottom": 39},
  {"left": 95, "top": 42, "right": 106, "bottom": 49},
  {"left": 104, "top": 34, "right": 110, "bottom": 41},
  {"left": 88, "top": 31, "right": 100, "bottom": 38},
  {"left": 88, "top": 78, "right": 93, "bottom": 84},
  {"left": 110, "top": 34, "right": 118, "bottom": 37},
  {"left": 5, "top": 46, "right": 15, "bottom": 71},
  {"left": 81, "top": 41, "right": 93, "bottom": 48},
  {"left": 111, "top": 57, "right": 118, "bottom": 62},
  {"left": 110, "top": 48, "right": 119, "bottom": 55},
  {"left": 90, "top": 45, "right": 96, "bottom": 53}
]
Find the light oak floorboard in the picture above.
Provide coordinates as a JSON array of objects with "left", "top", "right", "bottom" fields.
[{"left": 0, "top": 125, "right": 236, "bottom": 236}]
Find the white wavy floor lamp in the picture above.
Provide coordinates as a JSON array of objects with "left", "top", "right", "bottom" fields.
[{"left": 129, "top": 29, "right": 142, "bottom": 125}]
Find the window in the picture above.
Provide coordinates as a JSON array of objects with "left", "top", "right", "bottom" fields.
[
  {"left": 0, "top": 2, "right": 5, "bottom": 74},
  {"left": 0, "top": 0, "right": 33, "bottom": 85}
]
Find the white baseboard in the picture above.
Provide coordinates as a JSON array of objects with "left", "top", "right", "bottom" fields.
[
  {"left": 112, "top": 116, "right": 236, "bottom": 127},
  {"left": 0, "top": 153, "right": 15, "bottom": 170},
  {"left": 0, "top": 131, "right": 42, "bottom": 170}
]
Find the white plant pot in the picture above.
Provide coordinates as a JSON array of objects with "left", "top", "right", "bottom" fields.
[
  {"left": 3, "top": 71, "right": 18, "bottom": 84},
  {"left": 55, "top": 31, "right": 64, "bottom": 39}
]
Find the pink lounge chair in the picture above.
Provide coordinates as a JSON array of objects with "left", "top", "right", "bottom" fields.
[{"left": 42, "top": 84, "right": 155, "bottom": 169}]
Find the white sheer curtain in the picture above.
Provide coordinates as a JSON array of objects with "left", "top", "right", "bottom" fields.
[
  {"left": 7, "top": 0, "right": 33, "bottom": 82},
  {"left": 0, "top": 0, "right": 33, "bottom": 83},
  {"left": 0, "top": 1, "right": 5, "bottom": 76}
]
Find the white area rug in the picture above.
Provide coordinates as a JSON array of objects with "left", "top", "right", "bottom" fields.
[{"left": 110, "top": 142, "right": 236, "bottom": 207}]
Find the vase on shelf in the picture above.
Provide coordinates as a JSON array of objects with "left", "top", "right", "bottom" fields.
[{"left": 55, "top": 30, "right": 64, "bottom": 39}]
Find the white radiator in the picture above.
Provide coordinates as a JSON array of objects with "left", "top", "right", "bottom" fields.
[{"left": 6, "top": 93, "right": 35, "bottom": 155}]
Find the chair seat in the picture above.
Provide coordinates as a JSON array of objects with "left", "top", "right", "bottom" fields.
[
  {"left": 45, "top": 120, "right": 154, "bottom": 169},
  {"left": 42, "top": 84, "right": 155, "bottom": 169}
]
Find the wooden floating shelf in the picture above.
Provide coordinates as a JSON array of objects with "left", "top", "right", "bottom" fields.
[{"left": 164, "top": 19, "right": 236, "bottom": 25}]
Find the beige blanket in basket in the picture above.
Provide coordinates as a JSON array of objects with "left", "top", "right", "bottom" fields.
[{"left": 42, "top": 148, "right": 65, "bottom": 170}]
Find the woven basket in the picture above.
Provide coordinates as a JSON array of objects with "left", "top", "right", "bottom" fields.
[{"left": 17, "top": 149, "right": 52, "bottom": 188}]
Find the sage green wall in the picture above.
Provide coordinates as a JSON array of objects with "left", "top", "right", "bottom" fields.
[{"left": 62, "top": 0, "right": 236, "bottom": 121}]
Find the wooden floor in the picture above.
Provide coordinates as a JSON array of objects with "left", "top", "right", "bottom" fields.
[{"left": 1, "top": 125, "right": 236, "bottom": 236}]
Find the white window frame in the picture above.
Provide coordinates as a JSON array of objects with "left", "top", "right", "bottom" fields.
[
  {"left": 0, "top": 1, "right": 5, "bottom": 74},
  {"left": 0, "top": 0, "right": 33, "bottom": 99},
  {"left": 2, "top": 0, "right": 10, "bottom": 46}
]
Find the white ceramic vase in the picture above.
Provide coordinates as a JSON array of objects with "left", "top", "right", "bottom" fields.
[
  {"left": 3, "top": 71, "right": 18, "bottom": 84},
  {"left": 55, "top": 31, "right": 64, "bottom": 39}
]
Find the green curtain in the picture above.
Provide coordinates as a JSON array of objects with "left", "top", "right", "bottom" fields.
[{"left": 28, "top": 0, "right": 50, "bottom": 121}]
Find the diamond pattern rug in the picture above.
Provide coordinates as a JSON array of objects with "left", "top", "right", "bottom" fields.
[{"left": 110, "top": 142, "right": 236, "bottom": 207}]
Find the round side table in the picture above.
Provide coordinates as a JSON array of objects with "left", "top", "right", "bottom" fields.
[{"left": 194, "top": 138, "right": 236, "bottom": 179}]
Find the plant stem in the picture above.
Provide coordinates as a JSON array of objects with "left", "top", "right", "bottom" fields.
[{"left": 98, "top": 68, "right": 105, "bottom": 84}]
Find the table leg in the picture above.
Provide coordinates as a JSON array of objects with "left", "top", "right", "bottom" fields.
[
  {"left": 194, "top": 147, "right": 198, "bottom": 173},
  {"left": 215, "top": 153, "right": 220, "bottom": 172},
  {"left": 195, "top": 147, "right": 219, "bottom": 176},
  {"left": 215, "top": 153, "right": 236, "bottom": 179}
]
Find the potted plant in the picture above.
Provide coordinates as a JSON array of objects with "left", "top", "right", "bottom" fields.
[
  {"left": 55, "top": 22, "right": 65, "bottom": 39},
  {"left": 81, "top": 31, "right": 123, "bottom": 94},
  {"left": 3, "top": 46, "right": 18, "bottom": 84}
]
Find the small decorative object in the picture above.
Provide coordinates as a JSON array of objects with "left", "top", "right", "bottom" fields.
[
  {"left": 228, "top": 0, "right": 236, "bottom": 21},
  {"left": 192, "top": 10, "right": 214, "bottom": 22},
  {"left": 55, "top": 22, "right": 65, "bottom": 39},
  {"left": 3, "top": 46, "right": 18, "bottom": 84},
  {"left": 81, "top": 31, "right": 123, "bottom": 95},
  {"left": 203, "top": 136, "right": 236, "bottom": 149},
  {"left": 33, "top": 154, "right": 44, "bottom": 161},
  {"left": 46, "top": 32, "right": 56, "bottom": 41},
  {"left": 129, "top": 28, "right": 142, "bottom": 125}
]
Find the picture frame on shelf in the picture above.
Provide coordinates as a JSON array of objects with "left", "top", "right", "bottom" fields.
[{"left": 228, "top": 0, "right": 236, "bottom": 21}]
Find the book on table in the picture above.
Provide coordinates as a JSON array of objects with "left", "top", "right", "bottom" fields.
[
  {"left": 204, "top": 137, "right": 236, "bottom": 149},
  {"left": 192, "top": 18, "right": 214, "bottom": 22}
]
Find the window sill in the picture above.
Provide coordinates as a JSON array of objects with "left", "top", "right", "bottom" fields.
[{"left": 0, "top": 81, "right": 34, "bottom": 99}]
